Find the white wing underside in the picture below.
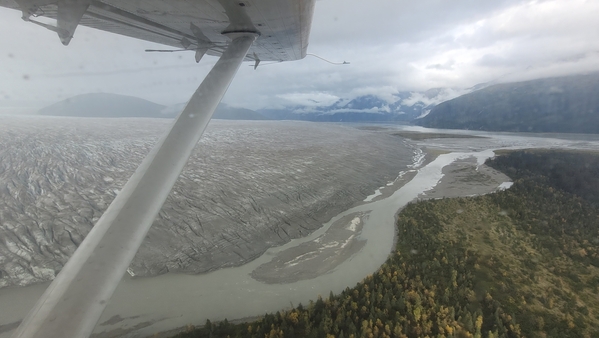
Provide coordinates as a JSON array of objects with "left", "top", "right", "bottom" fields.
[{"left": 0, "top": 0, "right": 314, "bottom": 62}]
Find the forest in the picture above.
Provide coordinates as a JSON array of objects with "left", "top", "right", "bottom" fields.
[{"left": 172, "top": 150, "right": 599, "bottom": 338}]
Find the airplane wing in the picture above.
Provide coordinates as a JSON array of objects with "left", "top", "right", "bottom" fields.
[
  {"left": 1, "top": 1, "right": 315, "bottom": 338},
  {"left": 0, "top": 0, "right": 314, "bottom": 62}
]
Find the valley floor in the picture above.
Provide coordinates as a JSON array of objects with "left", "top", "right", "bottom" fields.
[
  {"left": 2, "top": 124, "right": 599, "bottom": 338},
  {"left": 168, "top": 150, "right": 599, "bottom": 338}
]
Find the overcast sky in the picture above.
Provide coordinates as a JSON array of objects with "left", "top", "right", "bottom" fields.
[{"left": 1, "top": 0, "right": 598, "bottom": 110}]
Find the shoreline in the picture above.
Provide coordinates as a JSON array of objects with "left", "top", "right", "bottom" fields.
[{"left": 418, "top": 155, "right": 511, "bottom": 200}]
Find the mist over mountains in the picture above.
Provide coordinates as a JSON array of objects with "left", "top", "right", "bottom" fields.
[
  {"left": 37, "top": 88, "right": 464, "bottom": 123},
  {"left": 159, "top": 101, "right": 268, "bottom": 120},
  {"left": 39, "top": 93, "right": 166, "bottom": 118},
  {"left": 38, "top": 93, "right": 268, "bottom": 120},
  {"left": 417, "top": 73, "right": 599, "bottom": 133},
  {"left": 257, "top": 88, "right": 469, "bottom": 122},
  {"left": 36, "top": 72, "right": 599, "bottom": 134}
]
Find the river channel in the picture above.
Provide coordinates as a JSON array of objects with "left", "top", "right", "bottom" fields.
[{"left": 1, "top": 127, "right": 598, "bottom": 338}]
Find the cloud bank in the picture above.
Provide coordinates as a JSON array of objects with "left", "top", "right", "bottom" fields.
[{"left": 0, "top": 0, "right": 598, "bottom": 110}]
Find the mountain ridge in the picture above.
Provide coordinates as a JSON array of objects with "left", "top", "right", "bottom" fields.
[
  {"left": 416, "top": 73, "right": 599, "bottom": 133},
  {"left": 258, "top": 88, "right": 471, "bottom": 122},
  {"left": 38, "top": 93, "right": 268, "bottom": 120},
  {"left": 35, "top": 73, "right": 599, "bottom": 134},
  {"left": 38, "top": 93, "right": 166, "bottom": 118}
]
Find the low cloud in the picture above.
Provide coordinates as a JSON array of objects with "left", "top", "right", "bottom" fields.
[
  {"left": 347, "top": 86, "right": 400, "bottom": 104},
  {"left": 401, "top": 88, "right": 472, "bottom": 107},
  {"left": 292, "top": 106, "right": 391, "bottom": 115},
  {"left": 1, "top": 0, "right": 598, "bottom": 110},
  {"left": 276, "top": 92, "right": 340, "bottom": 107},
  {"left": 426, "top": 60, "right": 455, "bottom": 70}
]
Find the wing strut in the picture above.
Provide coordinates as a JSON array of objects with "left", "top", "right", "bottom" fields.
[{"left": 11, "top": 32, "right": 257, "bottom": 338}]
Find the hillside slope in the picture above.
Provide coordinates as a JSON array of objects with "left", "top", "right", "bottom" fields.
[
  {"left": 39, "top": 94, "right": 268, "bottom": 120},
  {"left": 38, "top": 93, "right": 166, "bottom": 118},
  {"left": 416, "top": 73, "right": 599, "bottom": 133}
]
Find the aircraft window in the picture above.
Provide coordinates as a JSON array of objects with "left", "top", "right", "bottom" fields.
[{"left": 0, "top": 1, "right": 598, "bottom": 337}]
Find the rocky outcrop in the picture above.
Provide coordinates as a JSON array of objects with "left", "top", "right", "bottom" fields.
[{"left": 0, "top": 117, "right": 412, "bottom": 288}]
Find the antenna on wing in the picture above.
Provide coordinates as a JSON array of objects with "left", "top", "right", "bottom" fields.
[
  {"left": 247, "top": 53, "right": 349, "bottom": 68},
  {"left": 306, "top": 53, "right": 350, "bottom": 65}
]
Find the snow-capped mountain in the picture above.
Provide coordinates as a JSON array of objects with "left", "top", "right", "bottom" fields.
[{"left": 258, "top": 88, "right": 475, "bottom": 122}]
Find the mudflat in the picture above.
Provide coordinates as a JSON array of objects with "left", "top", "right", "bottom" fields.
[
  {"left": 250, "top": 211, "right": 368, "bottom": 284},
  {"left": 420, "top": 157, "right": 511, "bottom": 199},
  {"left": 246, "top": 153, "right": 511, "bottom": 287}
]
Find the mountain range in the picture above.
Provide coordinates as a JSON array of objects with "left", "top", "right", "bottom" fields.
[
  {"left": 257, "top": 88, "right": 469, "bottom": 122},
  {"left": 36, "top": 87, "right": 467, "bottom": 123},
  {"left": 38, "top": 93, "right": 268, "bottom": 120},
  {"left": 37, "top": 91, "right": 449, "bottom": 122},
  {"left": 36, "top": 72, "right": 599, "bottom": 134},
  {"left": 38, "top": 93, "right": 166, "bottom": 118}
]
